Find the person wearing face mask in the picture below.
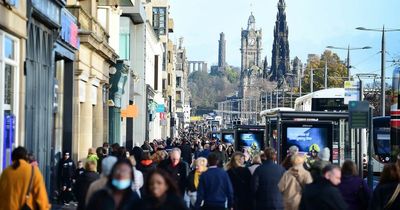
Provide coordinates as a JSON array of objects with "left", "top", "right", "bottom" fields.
[
  {"left": 86, "top": 159, "right": 141, "bottom": 210},
  {"left": 299, "top": 164, "right": 347, "bottom": 210},
  {"left": 139, "top": 169, "right": 188, "bottom": 210},
  {"left": 158, "top": 148, "right": 189, "bottom": 196}
]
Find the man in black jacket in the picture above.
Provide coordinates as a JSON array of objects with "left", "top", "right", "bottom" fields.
[
  {"left": 58, "top": 151, "right": 76, "bottom": 205},
  {"left": 299, "top": 164, "right": 347, "bottom": 210},
  {"left": 158, "top": 148, "right": 189, "bottom": 196},
  {"left": 251, "top": 147, "right": 285, "bottom": 210},
  {"left": 180, "top": 139, "right": 193, "bottom": 165}
]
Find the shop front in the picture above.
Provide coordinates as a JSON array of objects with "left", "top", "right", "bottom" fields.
[
  {"left": 0, "top": 0, "right": 26, "bottom": 173},
  {"left": 25, "top": 0, "right": 63, "bottom": 186}
]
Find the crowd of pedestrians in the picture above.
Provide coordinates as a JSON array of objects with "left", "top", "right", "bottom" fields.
[{"left": 1, "top": 131, "right": 400, "bottom": 210}]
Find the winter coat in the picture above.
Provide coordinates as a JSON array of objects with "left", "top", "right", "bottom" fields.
[
  {"left": 86, "top": 185, "right": 141, "bottom": 210},
  {"left": 248, "top": 164, "right": 260, "bottom": 175},
  {"left": 0, "top": 160, "right": 51, "bottom": 210},
  {"left": 278, "top": 165, "right": 313, "bottom": 210},
  {"left": 180, "top": 143, "right": 193, "bottom": 165},
  {"left": 195, "top": 167, "right": 234, "bottom": 209},
  {"left": 186, "top": 170, "right": 200, "bottom": 192},
  {"left": 337, "top": 175, "right": 371, "bottom": 210},
  {"left": 214, "top": 151, "right": 227, "bottom": 167},
  {"left": 139, "top": 193, "right": 188, "bottom": 210},
  {"left": 369, "top": 182, "right": 400, "bottom": 210},
  {"left": 58, "top": 157, "right": 76, "bottom": 187},
  {"left": 75, "top": 171, "right": 100, "bottom": 210},
  {"left": 227, "top": 167, "right": 253, "bottom": 210},
  {"left": 198, "top": 149, "right": 210, "bottom": 158},
  {"left": 309, "top": 160, "right": 330, "bottom": 180},
  {"left": 299, "top": 178, "right": 347, "bottom": 210},
  {"left": 158, "top": 159, "right": 189, "bottom": 196},
  {"left": 137, "top": 159, "right": 157, "bottom": 180},
  {"left": 85, "top": 177, "right": 108, "bottom": 206},
  {"left": 132, "top": 146, "right": 144, "bottom": 163},
  {"left": 251, "top": 160, "right": 286, "bottom": 210}
]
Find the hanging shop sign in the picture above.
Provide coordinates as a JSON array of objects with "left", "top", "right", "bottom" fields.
[
  {"left": 121, "top": 105, "right": 139, "bottom": 118},
  {"left": 155, "top": 104, "right": 165, "bottom": 113},
  {"left": 60, "top": 9, "right": 80, "bottom": 49}
]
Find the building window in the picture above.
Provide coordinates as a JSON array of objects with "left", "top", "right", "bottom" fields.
[
  {"left": 162, "top": 79, "right": 166, "bottom": 90},
  {"left": 152, "top": 7, "right": 166, "bottom": 36},
  {"left": 4, "top": 37, "right": 15, "bottom": 60},
  {"left": 162, "top": 43, "right": 166, "bottom": 71},
  {"left": 1, "top": 33, "right": 18, "bottom": 110},
  {"left": 154, "top": 55, "right": 159, "bottom": 90},
  {"left": 176, "top": 77, "right": 181, "bottom": 88},
  {"left": 0, "top": 31, "right": 19, "bottom": 170},
  {"left": 119, "top": 17, "right": 131, "bottom": 60},
  {"left": 119, "top": 33, "right": 130, "bottom": 60},
  {"left": 4, "top": 64, "right": 14, "bottom": 106}
]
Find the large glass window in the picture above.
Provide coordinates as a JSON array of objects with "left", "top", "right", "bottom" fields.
[
  {"left": 119, "top": 17, "right": 131, "bottom": 60},
  {"left": 4, "top": 64, "right": 14, "bottom": 106},
  {"left": 4, "top": 37, "right": 15, "bottom": 60},
  {"left": 119, "top": 33, "right": 130, "bottom": 60},
  {"left": 152, "top": 7, "right": 167, "bottom": 36}
]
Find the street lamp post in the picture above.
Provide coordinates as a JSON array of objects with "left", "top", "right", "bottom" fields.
[
  {"left": 356, "top": 26, "right": 400, "bottom": 116},
  {"left": 326, "top": 45, "right": 371, "bottom": 81}
]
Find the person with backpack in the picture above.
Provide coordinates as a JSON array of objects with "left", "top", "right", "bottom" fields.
[{"left": 278, "top": 154, "right": 312, "bottom": 210}]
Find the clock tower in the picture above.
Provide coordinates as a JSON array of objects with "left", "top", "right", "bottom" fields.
[{"left": 240, "top": 13, "right": 262, "bottom": 71}]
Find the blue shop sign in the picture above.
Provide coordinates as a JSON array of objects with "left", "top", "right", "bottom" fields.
[
  {"left": 156, "top": 104, "right": 165, "bottom": 113},
  {"left": 60, "top": 9, "right": 80, "bottom": 49},
  {"left": 32, "top": 0, "right": 60, "bottom": 24}
]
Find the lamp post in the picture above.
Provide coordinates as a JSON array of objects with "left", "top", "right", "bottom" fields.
[
  {"left": 310, "top": 68, "right": 325, "bottom": 93},
  {"left": 356, "top": 26, "right": 400, "bottom": 116},
  {"left": 326, "top": 45, "right": 371, "bottom": 81}
]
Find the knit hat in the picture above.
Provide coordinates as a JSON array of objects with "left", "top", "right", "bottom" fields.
[
  {"left": 101, "top": 156, "right": 117, "bottom": 176},
  {"left": 288, "top": 145, "right": 299, "bottom": 156},
  {"left": 318, "top": 147, "right": 330, "bottom": 161}
]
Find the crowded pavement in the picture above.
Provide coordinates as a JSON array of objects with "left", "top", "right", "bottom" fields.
[
  {"left": 1, "top": 0, "right": 400, "bottom": 210},
  {"left": 1, "top": 127, "right": 400, "bottom": 210}
]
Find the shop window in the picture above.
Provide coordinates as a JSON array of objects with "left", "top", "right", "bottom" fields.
[
  {"left": 4, "top": 64, "right": 14, "bottom": 106},
  {"left": 4, "top": 37, "right": 15, "bottom": 60}
]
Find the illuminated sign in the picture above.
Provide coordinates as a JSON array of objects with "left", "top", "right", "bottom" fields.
[{"left": 60, "top": 9, "right": 80, "bottom": 49}]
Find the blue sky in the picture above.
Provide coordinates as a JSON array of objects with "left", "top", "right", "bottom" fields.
[{"left": 170, "top": 0, "right": 400, "bottom": 78}]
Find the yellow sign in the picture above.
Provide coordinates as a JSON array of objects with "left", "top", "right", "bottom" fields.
[
  {"left": 190, "top": 116, "right": 202, "bottom": 122},
  {"left": 121, "top": 105, "right": 139, "bottom": 118}
]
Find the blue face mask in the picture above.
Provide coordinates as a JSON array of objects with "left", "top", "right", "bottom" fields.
[{"left": 112, "top": 179, "right": 131, "bottom": 190}]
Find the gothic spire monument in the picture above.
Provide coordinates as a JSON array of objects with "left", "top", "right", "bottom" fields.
[{"left": 270, "top": 0, "right": 290, "bottom": 87}]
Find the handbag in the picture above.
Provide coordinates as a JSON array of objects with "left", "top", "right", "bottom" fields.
[
  {"left": 21, "top": 165, "right": 35, "bottom": 210},
  {"left": 384, "top": 183, "right": 400, "bottom": 210}
]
